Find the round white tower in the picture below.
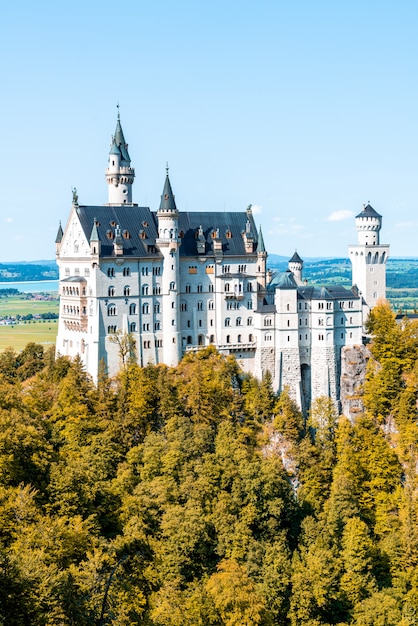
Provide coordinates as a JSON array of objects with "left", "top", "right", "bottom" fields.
[
  {"left": 288, "top": 251, "right": 304, "bottom": 284},
  {"left": 105, "top": 112, "right": 135, "bottom": 205},
  {"left": 348, "top": 203, "right": 389, "bottom": 315},
  {"left": 355, "top": 204, "right": 382, "bottom": 246},
  {"left": 156, "top": 169, "right": 181, "bottom": 366}
]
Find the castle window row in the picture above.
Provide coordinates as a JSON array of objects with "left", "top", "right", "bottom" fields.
[
  {"left": 143, "top": 339, "right": 163, "bottom": 349},
  {"left": 62, "top": 285, "right": 86, "bottom": 296},
  {"left": 63, "top": 305, "right": 86, "bottom": 316}
]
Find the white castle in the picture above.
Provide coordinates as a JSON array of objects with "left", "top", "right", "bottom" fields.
[{"left": 55, "top": 115, "right": 389, "bottom": 412}]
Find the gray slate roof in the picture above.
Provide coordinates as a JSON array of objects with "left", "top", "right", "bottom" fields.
[
  {"left": 297, "top": 285, "right": 360, "bottom": 301},
  {"left": 356, "top": 203, "right": 381, "bottom": 219},
  {"left": 267, "top": 271, "right": 298, "bottom": 291},
  {"left": 289, "top": 251, "right": 303, "bottom": 264},
  {"left": 75, "top": 205, "right": 261, "bottom": 259},
  {"left": 159, "top": 175, "right": 177, "bottom": 212}
]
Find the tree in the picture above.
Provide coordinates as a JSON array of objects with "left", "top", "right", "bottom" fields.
[
  {"left": 206, "top": 559, "right": 269, "bottom": 626},
  {"left": 339, "top": 517, "right": 377, "bottom": 608}
]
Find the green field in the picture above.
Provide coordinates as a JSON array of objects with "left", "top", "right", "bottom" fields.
[
  {"left": 0, "top": 295, "right": 59, "bottom": 317},
  {"left": 0, "top": 319, "right": 57, "bottom": 352},
  {"left": 0, "top": 295, "right": 59, "bottom": 352}
]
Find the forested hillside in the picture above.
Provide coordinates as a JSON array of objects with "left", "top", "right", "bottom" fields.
[{"left": 0, "top": 306, "right": 418, "bottom": 624}]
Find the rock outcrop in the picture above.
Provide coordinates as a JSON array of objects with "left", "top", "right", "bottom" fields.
[{"left": 340, "top": 344, "right": 371, "bottom": 421}]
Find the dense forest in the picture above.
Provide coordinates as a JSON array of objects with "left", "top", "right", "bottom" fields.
[{"left": 1, "top": 302, "right": 418, "bottom": 624}]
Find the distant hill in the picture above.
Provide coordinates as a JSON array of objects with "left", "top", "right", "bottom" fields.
[
  {"left": 1, "top": 257, "right": 418, "bottom": 295},
  {"left": 0, "top": 261, "right": 58, "bottom": 282}
]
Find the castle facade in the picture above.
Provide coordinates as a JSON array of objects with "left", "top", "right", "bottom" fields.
[{"left": 55, "top": 115, "right": 389, "bottom": 412}]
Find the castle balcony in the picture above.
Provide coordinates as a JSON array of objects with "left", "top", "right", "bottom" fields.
[
  {"left": 62, "top": 312, "right": 88, "bottom": 332},
  {"left": 184, "top": 341, "right": 256, "bottom": 353},
  {"left": 217, "top": 341, "right": 256, "bottom": 352},
  {"left": 224, "top": 291, "right": 244, "bottom": 300}
]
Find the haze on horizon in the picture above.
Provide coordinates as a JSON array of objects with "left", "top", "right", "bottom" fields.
[{"left": 1, "top": 1, "right": 417, "bottom": 262}]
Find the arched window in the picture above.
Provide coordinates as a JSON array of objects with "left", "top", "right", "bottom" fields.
[
  {"left": 225, "top": 317, "right": 231, "bottom": 327},
  {"left": 107, "top": 267, "right": 115, "bottom": 277},
  {"left": 197, "top": 301, "right": 203, "bottom": 311},
  {"left": 130, "top": 322, "right": 136, "bottom": 332},
  {"left": 170, "top": 281, "right": 175, "bottom": 290},
  {"left": 209, "top": 334, "right": 215, "bottom": 343},
  {"left": 108, "top": 286, "right": 115, "bottom": 297},
  {"left": 208, "top": 300, "right": 214, "bottom": 310},
  {"left": 249, "top": 333, "right": 254, "bottom": 342},
  {"left": 129, "top": 303, "right": 137, "bottom": 315},
  {"left": 264, "top": 333, "right": 272, "bottom": 341},
  {"left": 142, "top": 303, "right": 148, "bottom": 315},
  {"left": 142, "top": 285, "right": 149, "bottom": 296},
  {"left": 237, "top": 334, "right": 241, "bottom": 342},
  {"left": 226, "top": 335, "right": 230, "bottom": 343},
  {"left": 124, "top": 286, "right": 130, "bottom": 296},
  {"left": 264, "top": 317, "right": 272, "bottom": 327},
  {"left": 107, "top": 304, "right": 116, "bottom": 316},
  {"left": 123, "top": 267, "right": 130, "bottom": 276},
  {"left": 187, "top": 335, "right": 193, "bottom": 345},
  {"left": 236, "top": 317, "right": 242, "bottom": 326}
]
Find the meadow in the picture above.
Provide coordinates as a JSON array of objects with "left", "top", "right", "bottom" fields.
[
  {"left": 0, "top": 294, "right": 59, "bottom": 317},
  {"left": 0, "top": 295, "right": 59, "bottom": 351}
]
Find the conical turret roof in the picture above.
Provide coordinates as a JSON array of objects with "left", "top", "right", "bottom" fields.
[
  {"left": 356, "top": 203, "right": 381, "bottom": 219},
  {"left": 89, "top": 218, "right": 99, "bottom": 242},
  {"left": 55, "top": 223, "right": 63, "bottom": 243},
  {"left": 111, "top": 113, "right": 131, "bottom": 163},
  {"left": 109, "top": 138, "right": 121, "bottom": 156},
  {"left": 159, "top": 173, "right": 177, "bottom": 212},
  {"left": 289, "top": 250, "right": 303, "bottom": 264},
  {"left": 256, "top": 226, "right": 266, "bottom": 253}
]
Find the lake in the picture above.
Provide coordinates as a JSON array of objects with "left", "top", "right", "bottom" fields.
[{"left": 0, "top": 280, "right": 59, "bottom": 293}]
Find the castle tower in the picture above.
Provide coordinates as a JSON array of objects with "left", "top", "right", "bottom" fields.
[
  {"left": 256, "top": 226, "right": 267, "bottom": 290},
  {"left": 288, "top": 251, "right": 303, "bottom": 285},
  {"left": 156, "top": 169, "right": 181, "bottom": 366},
  {"left": 105, "top": 111, "right": 135, "bottom": 205},
  {"left": 348, "top": 203, "right": 389, "bottom": 312}
]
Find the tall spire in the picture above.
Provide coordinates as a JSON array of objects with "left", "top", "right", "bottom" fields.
[
  {"left": 257, "top": 226, "right": 266, "bottom": 254},
  {"left": 105, "top": 108, "right": 135, "bottom": 205},
  {"left": 113, "top": 107, "right": 131, "bottom": 163},
  {"left": 158, "top": 170, "right": 177, "bottom": 213}
]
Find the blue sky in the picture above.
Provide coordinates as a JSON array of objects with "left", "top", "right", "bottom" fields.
[{"left": 1, "top": 0, "right": 417, "bottom": 261}]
